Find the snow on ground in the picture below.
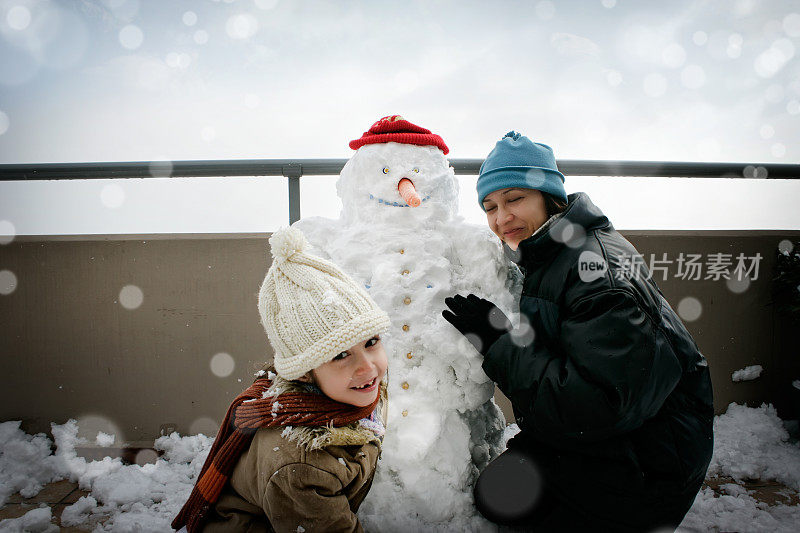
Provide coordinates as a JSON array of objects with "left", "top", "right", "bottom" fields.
[{"left": 0, "top": 403, "right": 799, "bottom": 532}]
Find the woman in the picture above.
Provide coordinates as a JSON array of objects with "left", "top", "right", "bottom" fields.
[{"left": 442, "top": 132, "right": 714, "bottom": 531}]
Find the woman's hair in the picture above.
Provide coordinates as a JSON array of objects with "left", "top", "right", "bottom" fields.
[{"left": 542, "top": 192, "right": 568, "bottom": 217}]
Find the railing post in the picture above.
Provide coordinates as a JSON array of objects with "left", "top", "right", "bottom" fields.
[{"left": 282, "top": 164, "right": 302, "bottom": 225}]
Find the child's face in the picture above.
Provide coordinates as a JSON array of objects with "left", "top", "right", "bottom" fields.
[{"left": 309, "top": 335, "right": 388, "bottom": 407}]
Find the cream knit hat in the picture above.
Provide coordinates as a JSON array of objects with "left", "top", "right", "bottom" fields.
[{"left": 257, "top": 227, "right": 391, "bottom": 380}]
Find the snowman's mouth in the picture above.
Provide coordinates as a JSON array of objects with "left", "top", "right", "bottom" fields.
[{"left": 368, "top": 193, "right": 432, "bottom": 207}]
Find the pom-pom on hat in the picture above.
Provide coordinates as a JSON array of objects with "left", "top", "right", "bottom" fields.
[
  {"left": 349, "top": 115, "right": 449, "bottom": 155},
  {"left": 257, "top": 227, "right": 391, "bottom": 380},
  {"left": 476, "top": 131, "right": 567, "bottom": 209}
]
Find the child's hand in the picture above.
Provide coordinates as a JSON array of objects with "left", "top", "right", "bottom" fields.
[{"left": 442, "top": 294, "right": 512, "bottom": 356}]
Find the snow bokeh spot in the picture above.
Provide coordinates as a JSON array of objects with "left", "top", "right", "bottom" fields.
[
  {"left": 743, "top": 165, "right": 768, "bottom": 179},
  {"left": 100, "top": 183, "right": 125, "bottom": 209},
  {"left": 777, "top": 239, "right": 793, "bottom": 255},
  {"left": 662, "top": 43, "right": 686, "bottom": 68},
  {"left": 226, "top": 14, "right": 258, "bottom": 40},
  {"left": 182, "top": 11, "right": 197, "bottom": 26},
  {"left": 0, "top": 219, "right": 16, "bottom": 245},
  {"left": 148, "top": 160, "right": 173, "bottom": 178},
  {"left": 189, "top": 417, "right": 219, "bottom": 437},
  {"left": 510, "top": 321, "right": 535, "bottom": 347},
  {"left": 0, "top": 269, "right": 18, "bottom": 295},
  {"left": 75, "top": 414, "right": 125, "bottom": 448},
  {"left": 601, "top": 0, "right": 616, "bottom": 9},
  {"left": 6, "top": 5, "right": 31, "bottom": 30},
  {"left": 118, "top": 24, "right": 143, "bottom": 50},
  {"left": 677, "top": 296, "right": 702, "bottom": 322},
  {"left": 553, "top": 221, "right": 586, "bottom": 249},
  {"left": 134, "top": 449, "right": 158, "bottom": 466},
  {"left": 783, "top": 13, "right": 800, "bottom": 37},
  {"left": 464, "top": 333, "right": 483, "bottom": 354},
  {"left": 210, "top": 352, "right": 235, "bottom": 378},
  {"left": 726, "top": 275, "right": 750, "bottom": 294},
  {"left": 754, "top": 38, "right": 795, "bottom": 78},
  {"left": 726, "top": 33, "right": 743, "bottom": 59},
  {"left": 118, "top": 285, "right": 143, "bottom": 310}
]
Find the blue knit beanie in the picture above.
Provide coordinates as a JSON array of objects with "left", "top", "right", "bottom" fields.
[{"left": 476, "top": 131, "right": 567, "bottom": 209}]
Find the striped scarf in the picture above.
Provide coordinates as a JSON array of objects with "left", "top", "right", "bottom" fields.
[{"left": 171, "top": 377, "right": 381, "bottom": 532}]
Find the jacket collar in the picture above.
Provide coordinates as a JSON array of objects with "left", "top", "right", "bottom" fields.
[{"left": 503, "top": 192, "right": 610, "bottom": 269}]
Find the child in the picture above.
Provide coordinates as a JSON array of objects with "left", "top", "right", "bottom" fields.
[{"left": 172, "top": 226, "right": 390, "bottom": 532}]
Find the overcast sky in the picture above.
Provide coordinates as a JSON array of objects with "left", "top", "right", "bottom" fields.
[{"left": 0, "top": 0, "right": 799, "bottom": 234}]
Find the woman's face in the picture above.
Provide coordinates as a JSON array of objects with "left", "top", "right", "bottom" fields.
[
  {"left": 306, "top": 335, "right": 388, "bottom": 407},
  {"left": 482, "top": 188, "right": 548, "bottom": 250}
]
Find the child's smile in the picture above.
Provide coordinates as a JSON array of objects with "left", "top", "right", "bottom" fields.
[{"left": 307, "top": 336, "right": 388, "bottom": 407}]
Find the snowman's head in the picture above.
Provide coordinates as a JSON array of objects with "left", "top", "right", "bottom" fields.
[
  {"left": 337, "top": 142, "right": 458, "bottom": 224},
  {"left": 337, "top": 116, "right": 458, "bottom": 225}
]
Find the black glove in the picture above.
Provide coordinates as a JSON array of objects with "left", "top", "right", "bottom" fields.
[{"left": 442, "top": 294, "right": 512, "bottom": 356}]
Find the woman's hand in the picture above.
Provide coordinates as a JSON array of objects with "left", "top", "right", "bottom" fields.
[{"left": 442, "top": 294, "right": 512, "bottom": 355}]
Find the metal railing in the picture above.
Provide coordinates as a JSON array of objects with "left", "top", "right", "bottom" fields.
[{"left": 1, "top": 159, "right": 798, "bottom": 224}]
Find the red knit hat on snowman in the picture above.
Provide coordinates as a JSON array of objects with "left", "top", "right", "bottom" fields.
[{"left": 349, "top": 115, "right": 449, "bottom": 155}]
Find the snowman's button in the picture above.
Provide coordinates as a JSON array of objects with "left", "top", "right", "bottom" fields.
[
  {"left": 402, "top": 410, "right": 408, "bottom": 417},
  {"left": 403, "top": 297, "right": 411, "bottom": 305},
  {"left": 399, "top": 249, "right": 405, "bottom": 254},
  {"left": 401, "top": 382, "right": 409, "bottom": 390},
  {"left": 406, "top": 352, "right": 413, "bottom": 359},
  {"left": 402, "top": 325, "right": 409, "bottom": 332},
  {"left": 402, "top": 269, "right": 410, "bottom": 275}
]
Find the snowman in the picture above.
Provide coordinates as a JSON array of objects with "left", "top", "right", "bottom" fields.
[{"left": 294, "top": 116, "right": 520, "bottom": 531}]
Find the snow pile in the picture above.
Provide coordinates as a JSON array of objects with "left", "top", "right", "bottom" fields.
[
  {"left": 0, "top": 422, "right": 63, "bottom": 508},
  {"left": 0, "top": 419, "right": 213, "bottom": 532},
  {"left": 0, "top": 404, "right": 799, "bottom": 531},
  {"left": 0, "top": 507, "right": 58, "bottom": 533},
  {"left": 732, "top": 365, "right": 764, "bottom": 382},
  {"left": 706, "top": 403, "right": 800, "bottom": 489},
  {"left": 679, "top": 403, "right": 800, "bottom": 532}
]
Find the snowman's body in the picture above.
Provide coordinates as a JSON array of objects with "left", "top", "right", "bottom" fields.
[{"left": 294, "top": 141, "right": 520, "bottom": 531}]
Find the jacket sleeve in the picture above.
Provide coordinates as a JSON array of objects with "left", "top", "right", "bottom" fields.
[
  {"left": 262, "top": 462, "right": 364, "bottom": 533},
  {"left": 483, "top": 288, "right": 683, "bottom": 444}
]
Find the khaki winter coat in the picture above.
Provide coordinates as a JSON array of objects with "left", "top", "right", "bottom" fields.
[{"left": 202, "top": 377, "right": 387, "bottom": 533}]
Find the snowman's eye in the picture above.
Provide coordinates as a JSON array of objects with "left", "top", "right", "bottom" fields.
[
  {"left": 413, "top": 168, "right": 419, "bottom": 173},
  {"left": 382, "top": 167, "right": 390, "bottom": 174}
]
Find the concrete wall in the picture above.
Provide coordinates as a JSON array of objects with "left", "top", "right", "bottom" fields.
[{"left": 1, "top": 230, "right": 799, "bottom": 446}]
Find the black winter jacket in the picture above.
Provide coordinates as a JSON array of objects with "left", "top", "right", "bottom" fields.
[{"left": 483, "top": 192, "right": 714, "bottom": 531}]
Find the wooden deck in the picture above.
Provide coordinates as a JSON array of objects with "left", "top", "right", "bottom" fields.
[{"left": 1, "top": 476, "right": 798, "bottom": 531}]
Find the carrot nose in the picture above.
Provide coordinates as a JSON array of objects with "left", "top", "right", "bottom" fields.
[{"left": 398, "top": 178, "right": 421, "bottom": 207}]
